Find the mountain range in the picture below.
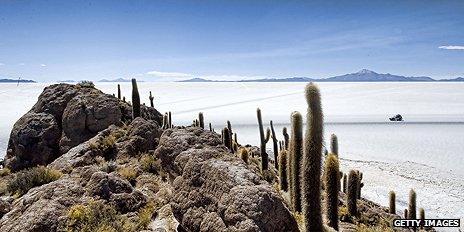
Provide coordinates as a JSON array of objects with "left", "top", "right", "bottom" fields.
[
  {"left": 0, "top": 78, "right": 36, "bottom": 83},
  {"left": 179, "top": 69, "right": 464, "bottom": 82}
]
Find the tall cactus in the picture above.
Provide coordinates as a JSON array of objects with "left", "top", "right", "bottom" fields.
[
  {"left": 131, "top": 78, "right": 141, "bottom": 119},
  {"left": 419, "top": 208, "right": 425, "bottom": 227},
  {"left": 223, "top": 127, "right": 232, "bottom": 151},
  {"left": 168, "top": 111, "right": 172, "bottom": 128},
  {"left": 347, "top": 170, "right": 359, "bottom": 217},
  {"left": 198, "top": 112, "right": 204, "bottom": 129},
  {"left": 270, "top": 120, "right": 279, "bottom": 170},
  {"left": 302, "top": 83, "right": 324, "bottom": 232},
  {"left": 282, "top": 127, "right": 289, "bottom": 150},
  {"left": 257, "top": 108, "right": 270, "bottom": 171},
  {"left": 357, "top": 171, "right": 363, "bottom": 199},
  {"left": 408, "top": 189, "right": 417, "bottom": 219},
  {"left": 324, "top": 154, "right": 339, "bottom": 231},
  {"left": 117, "top": 84, "right": 121, "bottom": 100},
  {"left": 389, "top": 191, "right": 396, "bottom": 214},
  {"left": 290, "top": 111, "right": 303, "bottom": 213},
  {"left": 149, "top": 91, "right": 154, "bottom": 107},
  {"left": 342, "top": 173, "right": 347, "bottom": 193},
  {"left": 330, "top": 134, "right": 338, "bottom": 156},
  {"left": 278, "top": 150, "right": 288, "bottom": 192},
  {"left": 209, "top": 123, "right": 212, "bottom": 132}
]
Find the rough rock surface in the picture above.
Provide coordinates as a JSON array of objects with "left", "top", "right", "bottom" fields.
[
  {"left": 5, "top": 84, "right": 163, "bottom": 170},
  {"left": 155, "top": 127, "right": 299, "bottom": 232}
]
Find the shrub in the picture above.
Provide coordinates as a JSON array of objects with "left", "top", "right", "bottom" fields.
[
  {"left": 139, "top": 153, "right": 162, "bottom": 175},
  {"left": 117, "top": 166, "right": 138, "bottom": 185},
  {"left": 7, "top": 166, "right": 62, "bottom": 196},
  {"left": 76, "top": 80, "right": 95, "bottom": 88},
  {"left": 0, "top": 168, "right": 11, "bottom": 177}
]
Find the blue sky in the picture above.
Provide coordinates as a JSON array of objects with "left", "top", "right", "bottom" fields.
[{"left": 0, "top": 0, "right": 463, "bottom": 82}]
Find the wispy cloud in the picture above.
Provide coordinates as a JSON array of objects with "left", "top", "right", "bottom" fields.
[
  {"left": 18, "top": 63, "right": 25, "bottom": 66},
  {"left": 146, "top": 70, "right": 193, "bottom": 78},
  {"left": 438, "top": 45, "right": 464, "bottom": 50},
  {"left": 40, "top": 64, "right": 47, "bottom": 67},
  {"left": 0, "top": 63, "right": 4, "bottom": 66}
]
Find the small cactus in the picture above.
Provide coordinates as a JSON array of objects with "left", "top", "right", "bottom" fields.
[
  {"left": 117, "top": 84, "right": 121, "bottom": 100},
  {"left": 324, "top": 154, "right": 339, "bottom": 231},
  {"left": 278, "top": 150, "right": 288, "bottom": 192},
  {"left": 357, "top": 171, "right": 363, "bottom": 199},
  {"left": 162, "top": 113, "right": 168, "bottom": 129},
  {"left": 270, "top": 120, "right": 279, "bottom": 170},
  {"left": 404, "top": 209, "right": 408, "bottom": 219},
  {"left": 257, "top": 108, "right": 270, "bottom": 171},
  {"left": 408, "top": 189, "right": 417, "bottom": 219},
  {"left": 149, "top": 91, "right": 154, "bottom": 107},
  {"left": 282, "top": 127, "right": 289, "bottom": 150},
  {"left": 290, "top": 111, "right": 303, "bottom": 213},
  {"left": 347, "top": 170, "right": 359, "bottom": 217},
  {"left": 227, "top": 120, "right": 232, "bottom": 135},
  {"left": 239, "top": 148, "right": 248, "bottom": 164},
  {"left": 330, "top": 134, "right": 338, "bottom": 156},
  {"left": 302, "top": 83, "right": 324, "bottom": 232},
  {"left": 122, "top": 96, "right": 126, "bottom": 102},
  {"left": 131, "top": 78, "right": 141, "bottom": 119},
  {"left": 168, "top": 111, "right": 172, "bottom": 128},
  {"left": 198, "top": 112, "right": 204, "bottom": 129},
  {"left": 419, "top": 208, "right": 425, "bottom": 227},
  {"left": 209, "top": 123, "right": 212, "bottom": 131},
  {"left": 389, "top": 191, "right": 396, "bottom": 214}
]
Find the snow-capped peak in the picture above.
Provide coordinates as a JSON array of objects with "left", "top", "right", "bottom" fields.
[{"left": 356, "top": 69, "right": 377, "bottom": 74}]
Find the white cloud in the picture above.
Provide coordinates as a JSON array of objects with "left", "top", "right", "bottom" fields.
[
  {"left": 40, "top": 64, "right": 47, "bottom": 67},
  {"left": 146, "top": 70, "right": 193, "bottom": 78},
  {"left": 0, "top": 63, "right": 4, "bottom": 66},
  {"left": 18, "top": 63, "right": 25, "bottom": 66},
  {"left": 438, "top": 45, "right": 464, "bottom": 50}
]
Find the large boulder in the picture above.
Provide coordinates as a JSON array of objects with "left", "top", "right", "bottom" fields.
[
  {"left": 154, "top": 127, "right": 298, "bottom": 232},
  {"left": 5, "top": 84, "right": 163, "bottom": 171}
]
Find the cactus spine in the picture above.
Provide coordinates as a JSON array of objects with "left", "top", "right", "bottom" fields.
[
  {"left": 282, "top": 127, "right": 289, "bottom": 150},
  {"left": 302, "top": 83, "right": 324, "bottom": 232},
  {"left": 117, "top": 84, "right": 121, "bottom": 100},
  {"left": 389, "top": 191, "right": 396, "bottom": 214},
  {"left": 347, "top": 170, "right": 359, "bottom": 217},
  {"left": 408, "top": 189, "right": 417, "bottom": 219},
  {"left": 131, "top": 78, "right": 141, "bottom": 119},
  {"left": 290, "top": 111, "right": 303, "bottom": 213},
  {"left": 324, "top": 154, "right": 339, "bottom": 231},
  {"left": 198, "top": 112, "right": 204, "bottom": 129},
  {"left": 257, "top": 108, "right": 270, "bottom": 171},
  {"left": 149, "top": 91, "right": 154, "bottom": 107},
  {"left": 278, "top": 150, "right": 288, "bottom": 192},
  {"left": 270, "top": 120, "right": 279, "bottom": 170},
  {"left": 330, "top": 134, "right": 338, "bottom": 156}
]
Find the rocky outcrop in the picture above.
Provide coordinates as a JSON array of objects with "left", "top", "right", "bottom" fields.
[
  {"left": 155, "top": 127, "right": 299, "bottom": 232},
  {"left": 5, "top": 84, "right": 163, "bottom": 171}
]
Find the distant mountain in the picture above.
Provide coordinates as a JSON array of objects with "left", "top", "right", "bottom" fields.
[
  {"left": 237, "top": 77, "right": 315, "bottom": 82},
  {"left": 178, "top": 78, "right": 215, "bottom": 82},
  {"left": 99, "top": 78, "right": 133, "bottom": 82},
  {"left": 439, "top": 77, "right": 464, "bottom": 82},
  {"left": 0, "top": 78, "right": 36, "bottom": 83},
  {"left": 178, "top": 69, "right": 462, "bottom": 82},
  {"left": 324, "top": 69, "right": 435, "bottom": 82}
]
